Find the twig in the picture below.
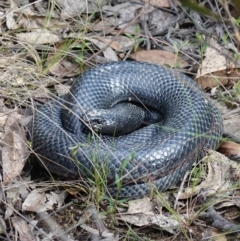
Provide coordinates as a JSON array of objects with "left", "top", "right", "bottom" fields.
[
  {"left": 174, "top": 170, "right": 189, "bottom": 209},
  {"left": 199, "top": 206, "right": 240, "bottom": 233},
  {"left": 220, "top": 0, "right": 240, "bottom": 44}
]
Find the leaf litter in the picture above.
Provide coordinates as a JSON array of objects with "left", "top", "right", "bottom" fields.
[{"left": 0, "top": 0, "right": 240, "bottom": 240}]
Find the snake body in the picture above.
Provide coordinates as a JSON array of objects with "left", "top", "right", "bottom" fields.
[{"left": 33, "top": 61, "right": 223, "bottom": 199}]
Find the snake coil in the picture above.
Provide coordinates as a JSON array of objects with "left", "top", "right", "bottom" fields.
[{"left": 33, "top": 61, "right": 223, "bottom": 199}]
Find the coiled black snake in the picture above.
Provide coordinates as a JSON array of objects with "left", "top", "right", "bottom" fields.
[{"left": 33, "top": 61, "right": 223, "bottom": 199}]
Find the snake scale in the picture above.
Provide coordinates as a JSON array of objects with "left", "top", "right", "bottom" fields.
[{"left": 33, "top": 61, "right": 223, "bottom": 199}]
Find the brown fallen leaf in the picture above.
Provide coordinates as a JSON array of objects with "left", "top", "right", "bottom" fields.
[
  {"left": 46, "top": 42, "right": 80, "bottom": 77},
  {"left": 130, "top": 50, "right": 188, "bottom": 68},
  {"left": 93, "top": 36, "right": 122, "bottom": 51},
  {"left": 11, "top": 217, "right": 37, "bottom": 241},
  {"left": 22, "top": 189, "right": 67, "bottom": 213},
  {"left": 16, "top": 31, "right": 60, "bottom": 45},
  {"left": 127, "top": 197, "right": 152, "bottom": 214},
  {"left": 91, "top": 18, "right": 116, "bottom": 33},
  {"left": 47, "top": 54, "right": 80, "bottom": 77},
  {"left": 211, "top": 227, "right": 227, "bottom": 241},
  {"left": 93, "top": 36, "right": 135, "bottom": 52},
  {"left": 5, "top": 178, "right": 32, "bottom": 219},
  {"left": 141, "top": 0, "right": 171, "bottom": 8},
  {"left": 1, "top": 111, "right": 29, "bottom": 183},
  {"left": 196, "top": 38, "right": 240, "bottom": 88},
  {"left": 38, "top": 212, "right": 75, "bottom": 241},
  {"left": 176, "top": 150, "right": 240, "bottom": 200},
  {"left": 197, "top": 68, "right": 240, "bottom": 89},
  {"left": 218, "top": 141, "right": 240, "bottom": 158},
  {"left": 6, "top": 5, "right": 19, "bottom": 30},
  {"left": 54, "top": 84, "right": 71, "bottom": 96},
  {"left": 223, "top": 112, "right": 240, "bottom": 140},
  {"left": 55, "top": 0, "right": 107, "bottom": 20},
  {"left": 142, "top": 0, "right": 181, "bottom": 7},
  {"left": 0, "top": 216, "right": 7, "bottom": 235},
  {"left": 118, "top": 197, "right": 179, "bottom": 234},
  {"left": 87, "top": 37, "right": 118, "bottom": 61}
]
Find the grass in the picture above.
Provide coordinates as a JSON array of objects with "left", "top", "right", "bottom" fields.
[
  {"left": 125, "top": 25, "right": 146, "bottom": 52},
  {"left": 1, "top": 0, "right": 240, "bottom": 240}
]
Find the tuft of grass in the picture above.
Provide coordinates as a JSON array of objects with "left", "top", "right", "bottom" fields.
[{"left": 125, "top": 25, "right": 146, "bottom": 52}]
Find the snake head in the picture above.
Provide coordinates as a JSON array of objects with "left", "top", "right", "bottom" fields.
[
  {"left": 81, "top": 109, "right": 114, "bottom": 134},
  {"left": 81, "top": 103, "right": 145, "bottom": 136}
]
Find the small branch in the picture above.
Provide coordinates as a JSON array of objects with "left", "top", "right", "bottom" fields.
[
  {"left": 220, "top": 0, "right": 240, "bottom": 44},
  {"left": 199, "top": 206, "right": 240, "bottom": 233}
]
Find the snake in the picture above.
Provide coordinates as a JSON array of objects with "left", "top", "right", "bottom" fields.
[{"left": 32, "top": 61, "right": 223, "bottom": 199}]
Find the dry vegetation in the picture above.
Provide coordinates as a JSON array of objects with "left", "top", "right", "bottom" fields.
[{"left": 1, "top": 0, "right": 240, "bottom": 240}]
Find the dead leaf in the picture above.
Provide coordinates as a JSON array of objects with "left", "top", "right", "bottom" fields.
[
  {"left": 55, "top": 0, "right": 107, "bottom": 20},
  {"left": 148, "top": 8, "right": 179, "bottom": 36},
  {"left": 197, "top": 38, "right": 226, "bottom": 77},
  {"left": 38, "top": 212, "right": 75, "bottom": 241},
  {"left": 61, "top": 36, "right": 119, "bottom": 61},
  {"left": 5, "top": 179, "right": 32, "bottom": 219},
  {"left": 141, "top": 0, "right": 171, "bottom": 8},
  {"left": 16, "top": 12, "right": 64, "bottom": 34},
  {"left": 45, "top": 41, "right": 81, "bottom": 77},
  {"left": 0, "top": 100, "right": 10, "bottom": 130},
  {"left": 47, "top": 54, "right": 79, "bottom": 77},
  {"left": 223, "top": 111, "right": 240, "bottom": 140},
  {"left": 127, "top": 197, "right": 152, "bottom": 214},
  {"left": 131, "top": 50, "right": 188, "bottom": 67},
  {"left": 1, "top": 111, "right": 29, "bottom": 183},
  {"left": 54, "top": 84, "right": 71, "bottom": 96},
  {"left": 102, "top": 2, "right": 145, "bottom": 32},
  {"left": 211, "top": 227, "right": 227, "bottom": 241},
  {"left": 177, "top": 150, "right": 240, "bottom": 199},
  {"left": 16, "top": 31, "right": 60, "bottom": 44},
  {"left": 0, "top": 216, "right": 7, "bottom": 235},
  {"left": 80, "top": 223, "right": 118, "bottom": 240},
  {"left": 11, "top": 217, "right": 37, "bottom": 241},
  {"left": 91, "top": 18, "right": 116, "bottom": 33},
  {"left": 6, "top": 7, "right": 19, "bottom": 30},
  {"left": 118, "top": 197, "right": 179, "bottom": 234},
  {"left": 78, "top": 207, "right": 117, "bottom": 240},
  {"left": 119, "top": 213, "right": 179, "bottom": 234},
  {"left": 94, "top": 36, "right": 135, "bottom": 52},
  {"left": 196, "top": 38, "right": 240, "bottom": 88},
  {"left": 22, "top": 189, "right": 67, "bottom": 213},
  {"left": 218, "top": 141, "right": 240, "bottom": 158},
  {"left": 86, "top": 37, "right": 118, "bottom": 61}
]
